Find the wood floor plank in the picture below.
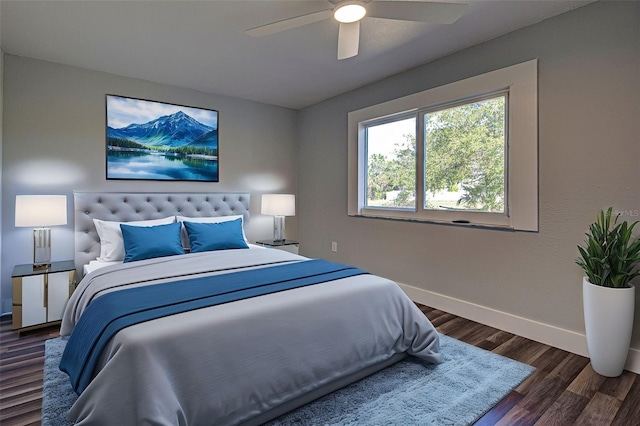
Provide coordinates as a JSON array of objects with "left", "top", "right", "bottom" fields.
[
  {"left": 435, "top": 316, "right": 470, "bottom": 336},
  {"left": 599, "top": 370, "right": 636, "bottom": 402},
  {"left": 0, "top": 381, "right": 43, "bottom": 402},
  {"left": 416, "top": 304, "right": 435, "bottom": 316},
  {"left": 0, "top": 397, "right": 43, "bottom": 424},
  {"left": 459, "top": 323, "right": 501, "bottom": 347},
  {"left": 473, "top": 390, "right": 525, "bottom": 426},
  {"left": 567, "top": 363, "right": 607, "bottom": 399},
  {"left": 610, "top": 374, "right": 640, "bottom": 426},
  {"left": 550, "top": 353, "right": 592, "bottom": 384},
  {"left": 493, "top": 336, "right": 550, "bottom": 366},
  {"left": 476, "top": 330, "right": 514, "bottom": 352},
  {"left": 441, "top": 319, "right": 497, "bottom": 343},
  {"left": 503, "top": 352, "right": 586, "bottom": 416},
  {"left": 493, "top": 335, "right": 530, "bottom": 357},
  {"left": 0, "top": 387, "right": 43, "bottom": 411},
  {"left": 574, "top": 392, "right": 621, "bottom": 425},
  {"left": 515, "top": 346, "right": 573, "bottom": 395},
  {"left": 429, "top": 311, "right": 458, "bottom": 328},
  {"left": 0, "top": 370, "right": 42, "bottom": 395},
  {"left": 494, "top": 404, "right": 539, "bottom": 426},
  {"left": 533, "top": 390, "right": 589, "bottom": 425},
  {"left": 0, "top": 357, "right": 45, "bottom": 381}
]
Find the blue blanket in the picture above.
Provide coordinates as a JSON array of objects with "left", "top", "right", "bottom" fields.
[{"left": 60, "top": 259, "right": 366, "bottom": 394}]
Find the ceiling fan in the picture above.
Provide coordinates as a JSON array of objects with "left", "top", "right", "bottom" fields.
[{"left": 246, "top": 0, "right": 468, "bottom": 60}]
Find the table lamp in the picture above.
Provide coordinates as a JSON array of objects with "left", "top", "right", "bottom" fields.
[
  {"left": 15, "top": 195, "right": 68, "bottom": 267},
  {"left": 261, "top": 194, "right": 295, "bottom": 242}
]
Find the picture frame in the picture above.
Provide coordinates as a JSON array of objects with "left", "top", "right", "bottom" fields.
[{"left": 106, "top": 95, "right": 219, "bottom": 182}]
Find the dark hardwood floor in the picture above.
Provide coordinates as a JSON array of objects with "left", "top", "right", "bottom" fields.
[
  {"left": 0, "top": 319, "right": 59, "bottom": 426},
  {"left": 1, "top": 304, "right": 639, "bottom": 425}
]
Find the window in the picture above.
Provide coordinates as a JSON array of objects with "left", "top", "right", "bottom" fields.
[
  {"left": 348, "top": 60, "right": 538, "bottom": 231},
  {"left": 365, "top": 116, "right": 416, "bottom": 210}
]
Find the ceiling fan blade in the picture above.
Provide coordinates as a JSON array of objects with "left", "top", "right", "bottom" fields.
[
  {"left": 367, "top": 1, "right": 468, "bottom": 24},
  {"left": 337, "top": 21, "right": 360, "bottom": 60},
  {"left": 246, "top": 9, "right": 332, "bottom": 37}
]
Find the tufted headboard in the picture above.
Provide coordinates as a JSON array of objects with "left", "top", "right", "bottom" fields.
[{"left": 74, "top": 192, "right": 250, "bottom": 279}]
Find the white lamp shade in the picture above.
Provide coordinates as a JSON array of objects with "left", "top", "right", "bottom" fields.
[
  {"left": 15, "top": 195, "right": 68, "bottom": 227},
  {"left": 261, "top": 194, "right": 295, "bottom": 216}
]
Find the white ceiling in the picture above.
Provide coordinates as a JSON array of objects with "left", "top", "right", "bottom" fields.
[{"left": 1, "top": 0, "right": 593, "bottom": 109}]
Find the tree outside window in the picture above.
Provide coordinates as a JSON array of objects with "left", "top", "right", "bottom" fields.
[{"left": 365, "top": 95, "right": 506, "bottom": 213}]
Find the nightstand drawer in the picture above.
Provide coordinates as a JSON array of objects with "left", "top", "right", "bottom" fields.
[{"left": 12, "top": 260, "right": 75, "bottom": 331}]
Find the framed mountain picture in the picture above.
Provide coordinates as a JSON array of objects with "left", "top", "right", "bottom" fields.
[{"left": 106, "top": 95, "right": 219, "bottom": 182}]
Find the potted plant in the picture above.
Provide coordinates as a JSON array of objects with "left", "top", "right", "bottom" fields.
[{"left": 576, "top": 207, "right": 640, "bottom": 377}]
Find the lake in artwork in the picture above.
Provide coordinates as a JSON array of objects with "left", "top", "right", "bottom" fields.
[
  {"left": 107, "top": 151, "right": 219, "bottom": 181},
  {"left": 106, "top": 95, "right": 219, "bottom": 182}
]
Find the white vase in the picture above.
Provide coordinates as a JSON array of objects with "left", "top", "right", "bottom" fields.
[{"left": 583, "top": 277, "right": 635, "bottom": 377}]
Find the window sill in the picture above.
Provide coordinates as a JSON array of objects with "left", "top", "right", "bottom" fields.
[{"left": 349, "top": 212, "right": 524, "bottom": 232}]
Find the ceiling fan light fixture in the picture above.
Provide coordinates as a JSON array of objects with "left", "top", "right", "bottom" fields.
[
  {"left": 333, "top": 1, "right": 367, "bottom": 24},
  {"left": 248, "top": 0, "right": 469, "bottom": 60}
]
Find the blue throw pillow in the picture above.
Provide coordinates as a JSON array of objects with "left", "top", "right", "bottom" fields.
[
  {"left": 121, "top": 222, "right": 185, "bottom": 263},
  {"left": 184, "top": 219, "right": 249, "bottom": 253}
]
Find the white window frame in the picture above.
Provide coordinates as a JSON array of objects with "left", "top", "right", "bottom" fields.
[{"left": 347, "top": 60, "right": 538, "bottom": 231}]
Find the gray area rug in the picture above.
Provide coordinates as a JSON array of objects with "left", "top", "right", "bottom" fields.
[{"left": 43, "top": 334, "right": 534, "bottom": 425}]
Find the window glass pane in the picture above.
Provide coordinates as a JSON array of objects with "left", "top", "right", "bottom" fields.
[
  {"left": 365, "top": 117, "right": 416, "bottom": 209},
  {"left": 424, "top": 96, "right": 506, "bottom": 213}
]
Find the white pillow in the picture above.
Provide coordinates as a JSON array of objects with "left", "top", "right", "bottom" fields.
[
  {"left": 176, "top": 215, "right": 249, "bottom": 249},
  {"left": 93, "top": 216, "right": 175, "bottom": 262}
]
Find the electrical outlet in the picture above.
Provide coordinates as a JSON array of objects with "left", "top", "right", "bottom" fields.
[{"left": 331, "top": 241, "right": 338, "bottom": 252}]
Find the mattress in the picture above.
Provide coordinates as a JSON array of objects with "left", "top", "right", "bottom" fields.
[
  {"left": 81, "top": 243, "right": 266, "bottom": 276},
  {"left": 82, "top": 260, "right": 121, "bottom": 276},
  {"left": 61, "top": 248, "right": 441, "bottom": 425}
]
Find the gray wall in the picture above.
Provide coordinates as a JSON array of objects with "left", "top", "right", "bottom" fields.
[
  {"left": 298, "top": 2, "right": 640, "bottom": 346},
  {"left": 1, "top": 55, "right": 298, "bottom": 314}
]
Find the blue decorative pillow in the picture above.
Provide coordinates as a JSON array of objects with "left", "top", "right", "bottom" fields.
[
  {"left": 120, "top": 222, "right": 185, "bottom": 263},
  {"left": 184, "top": 219, "right": 249, "bottom": 253}
]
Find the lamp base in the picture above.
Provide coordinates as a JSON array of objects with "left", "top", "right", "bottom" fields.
[
  {"left": 273, "top": 216, "right": 286, "bottom": 242},
  {"left": 33, "top": 228, "right": 52, "bottom": 268}
]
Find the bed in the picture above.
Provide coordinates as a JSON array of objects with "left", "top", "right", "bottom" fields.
[{"left": 60, "top": 192, "right": 441, "bottom": 425}]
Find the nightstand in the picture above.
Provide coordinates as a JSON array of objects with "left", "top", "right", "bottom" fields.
[
  {"left": 255, "top": 239, "right": 300, "bottom": 255},
  {"left": 12, "top": 260, "right": 76, "bottom": 332}
]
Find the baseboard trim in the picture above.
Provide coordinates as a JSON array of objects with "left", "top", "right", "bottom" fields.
[{"left": 398, "top": 282, "right": 640, "bottom": 375}]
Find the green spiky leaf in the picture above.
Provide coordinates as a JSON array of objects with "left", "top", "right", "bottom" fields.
[{"left": 576, "top": 207, "right": 640, "bottom": 288}]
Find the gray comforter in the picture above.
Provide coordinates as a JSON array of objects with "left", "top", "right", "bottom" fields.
[{"left": 60, "top": 248, "right": 440, "bottom": 425}]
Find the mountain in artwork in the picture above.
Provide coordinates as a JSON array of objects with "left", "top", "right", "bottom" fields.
[{"left": 107, "top": 111, "right": 217, "bottom": 148}]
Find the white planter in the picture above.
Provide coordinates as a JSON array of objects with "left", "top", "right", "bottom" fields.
[{"left": 583, "top": 277, "right": 635, "bottom": 377}]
